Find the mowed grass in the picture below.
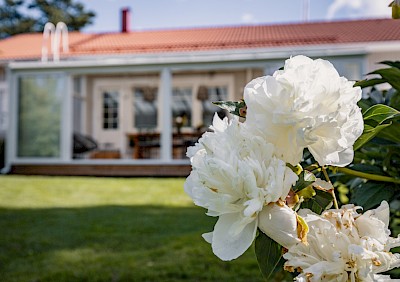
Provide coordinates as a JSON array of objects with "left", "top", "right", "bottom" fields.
[{"left": 0, "top": 176, "right": 264, "bottom": 282}]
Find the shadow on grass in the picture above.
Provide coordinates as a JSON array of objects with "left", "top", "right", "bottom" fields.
[{"left": 0, "top": 205, "right": 264, "bottom": 282}]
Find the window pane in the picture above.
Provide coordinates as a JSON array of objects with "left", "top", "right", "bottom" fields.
[
  {"left": 172, "top": 87, "right": 192, "bottom": 129},
  {"left": 134, "top": 87, "right": 158, "bottom": 130},
  {"left": 102, "top": 91, "right": 119, "bottom": 129},
  {"left": 202, "top": 86, "right": 228, "bottom": 126},
  {"left": 17, "top": 74, "right": 63, "bottom": 157}
]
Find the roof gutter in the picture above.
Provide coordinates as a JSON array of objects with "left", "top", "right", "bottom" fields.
[
  {"left": 5, "top": 42, "right": 376, "bottom": 71},
  {"left": 6, "top": 40, "right": 400, "bottom": 71}
]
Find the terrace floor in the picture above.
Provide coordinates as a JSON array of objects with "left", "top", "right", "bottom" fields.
[{"left": 10, "top": 163, "right": 191, "bottom": 177}]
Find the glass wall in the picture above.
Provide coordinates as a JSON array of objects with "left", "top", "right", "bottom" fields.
[
  {"left": 201, "top": 86, "right": 228, "bottom": 126},
  {"left": 172, "top": 87, "right": 192, "bottom": 130},
  {"left": 134, "top": 87, "right": 158, "bottom": 130},
  {"left": 17, "top": 74, "right": 64, "bottom": 158}
]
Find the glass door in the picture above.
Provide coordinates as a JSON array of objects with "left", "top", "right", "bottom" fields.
[{"left": 92, "top": 88, "right": 122, "bottom": 159}]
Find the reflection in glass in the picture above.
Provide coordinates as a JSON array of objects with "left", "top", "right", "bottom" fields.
[
  {"left": 172, "top": 87, "right": 192, "bottom": 130},
  {"left": 17, "top": 74, "right": 63, "bottom": 157},
  {"left": 202, "top": 86, "right": 228, "bottom": 126},
  {"left": 134, "top": 87, "right": 158, "bottom": 130}
]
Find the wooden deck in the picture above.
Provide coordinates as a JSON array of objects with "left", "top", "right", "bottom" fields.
[{"left": 9, "top": 164, "right": 192, "bottom": 177}]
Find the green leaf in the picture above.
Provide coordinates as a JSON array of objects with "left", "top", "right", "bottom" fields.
[
  {"left": 255, "top": 231, "right": 285, "bottom": 281},
  {"left": 212, "top": 100, "right": 247, "bottom": 118},
  {"left": 350, "top": 182, "right": 396, "bottom": 210},
  {"left": 368, "top": 67, "right": 400, "bottom": 91},
  {"left": 354, "top": 104, "right": 400, "bottom": 150},
  {"left": 297, "top": 186, "right": 316, "bottom": 199},
  {"left": 363, "top": 104, "right": 400, "bottom": 125},
  {"left": 292, "top": 170, "right": 316, "bottom": 192},
  {"left": 389, "top": 91, "right": 400, "bottom": 110},
  {"left": 350, "top": 164, "right": 386, "bottom": 175},
  {"left": 379, "top": 123, "right": 400, "bottom": 143},
  {"left": 354, "top": 78, "right": 386, "bottom": 89},
  {"left": 353, "top": 123, "right": 392, "bottom": 151},
  {"left": 379, "top": 61, "right": 400, "bottom": 69},
  {"left": 301, "top": 189, "right": 333, "bottom": 214}
]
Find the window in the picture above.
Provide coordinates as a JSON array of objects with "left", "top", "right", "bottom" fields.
[
  {"left": 102, "top": 91, "right": 119, "bottom": 129},
  {"left": 134, "top": 87, "right": 158, "bottom": 130},
  {"left": 172, "top": 87, "right": 192, "bottom": 128},
  {"left": 200, "top": 86, "right": 228, "bottom": 126}
]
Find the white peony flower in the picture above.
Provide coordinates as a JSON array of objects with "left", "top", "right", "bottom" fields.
[
  {"left": 244, "top": 55, "right": 363, "bottom": 167},
  {"left": 184, "top": 114, "right": 298, "bottom": 261},
  {"left": 283, "top": 201, "right": 400, "bottom": 282}
]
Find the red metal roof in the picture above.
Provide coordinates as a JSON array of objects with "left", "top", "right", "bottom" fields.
[{"left": 0, "top": 18, "right": 399, "bottom": 61}]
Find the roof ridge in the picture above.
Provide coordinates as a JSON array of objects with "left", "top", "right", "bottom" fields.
[{"left": 110, "top": 17, "right": 393, "bottom": 34}]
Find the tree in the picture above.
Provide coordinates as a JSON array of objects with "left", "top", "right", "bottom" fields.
[
  {"left": 0, "top": 0, "right": 35, "bottom": 39},
  {"left": 28, "top": 0, "right": 95, "bottom": 32},
  {"left": 0, "top": 0, "right": 95, "bottom": 39}
]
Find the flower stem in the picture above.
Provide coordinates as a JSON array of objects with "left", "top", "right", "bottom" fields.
[
  {"left": 333, "top": 166, "right": 400, "bottom": 185},
  {"left": 322, "top": 167, "right": 339, "bottom": 209}
]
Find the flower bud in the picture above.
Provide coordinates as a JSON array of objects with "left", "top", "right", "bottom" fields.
[{"left": 258, "top": 203, "right": 301, "bottom": 248}]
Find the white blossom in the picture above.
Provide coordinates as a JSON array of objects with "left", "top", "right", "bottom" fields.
[
  {"left": 244, "top": 55, "right": 363, "bottom": 167},
  {"left": 283, "top": 201, "right": 400, "bottom": 282},
  {"left": 184, "top": 114, "right": 298, "bottom": 261}
]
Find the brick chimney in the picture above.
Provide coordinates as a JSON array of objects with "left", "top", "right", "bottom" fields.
[{"left": 121, "top": 7, "right": 130, "bottom": 33}]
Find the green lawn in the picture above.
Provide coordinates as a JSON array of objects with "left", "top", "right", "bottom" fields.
[{"left": 0, "top": 176, "right": 264, "bottom": 282}]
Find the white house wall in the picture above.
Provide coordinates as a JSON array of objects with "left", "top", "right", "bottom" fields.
[{"left": 367, "top": 50, "right": 400, "bottom": 73}]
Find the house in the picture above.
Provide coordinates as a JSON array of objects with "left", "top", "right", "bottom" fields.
[{"left": 0, "top": 11, "right": 399, "bottom": 176}]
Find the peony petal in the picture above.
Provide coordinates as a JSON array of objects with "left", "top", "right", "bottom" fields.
[
  {"left": 281, "top": 167, "right": 299, "bottom": 200},
  {"left": 312, "top": 178, "right": 334, "bottom": 191},
  {"left": 372, "top": 201, "right": 390, "bottom": 228},
  {"left": 301, "top": 261, "right": 346, "bottom": 280},
  {"left": 202, "top": 232, "right": 213, "bottom": 244},
  {"left": 209, "top": 113, "right": 229, "bottom": 133},
  {"left": 211, "top": 213, "right": 257, "bottom": 261},
  {"left": 335, "top": 147, "right": 355, "bottom": 167},
  {"left": 258, "top": 203, "right": 300, "bottom": 248},
  {"left": 356, "top": 201, "right": 390, "bottom": 245}
]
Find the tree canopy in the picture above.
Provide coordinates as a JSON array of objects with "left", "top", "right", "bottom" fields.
[{"left": 0, "top": 0, "right": 95, "bottom": 39}]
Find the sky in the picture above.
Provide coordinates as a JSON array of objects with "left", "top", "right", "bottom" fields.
[{"left": 81, "top": 0, "right": 392, "bottom": 33}]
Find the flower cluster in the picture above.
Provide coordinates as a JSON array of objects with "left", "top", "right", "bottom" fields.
[
  {"left": 285, "top": 202, "right": 400, "bottom": 281},
  {"left": 184, "top": 55, "right": 399, "bottom": 280}
]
